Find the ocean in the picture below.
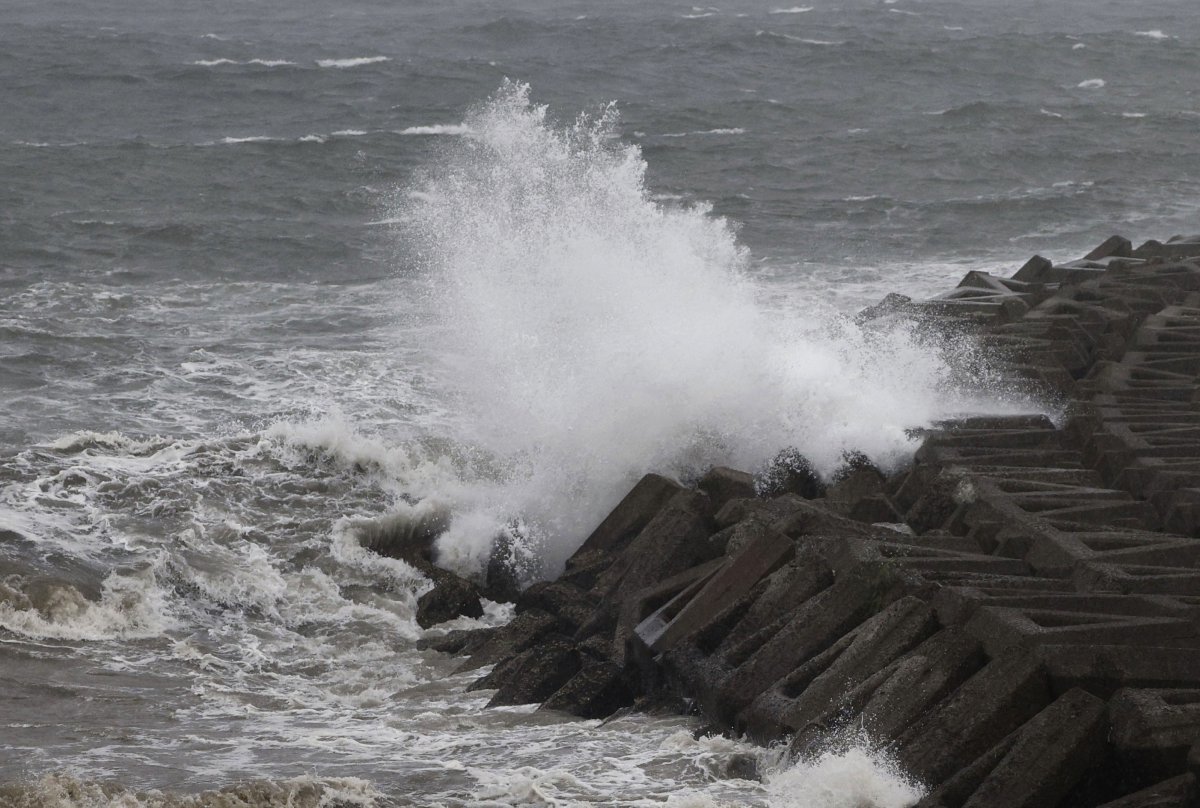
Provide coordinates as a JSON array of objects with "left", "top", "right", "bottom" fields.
[{"left": 1, "top": 0, "right": 1198, "bottom": 805}]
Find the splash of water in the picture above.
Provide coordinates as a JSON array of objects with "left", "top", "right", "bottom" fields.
[
  {"left": 397, "top": 80, "right": 1031, "bottom": 578},
  {"left": 763, "top": 745, "right": 924, "bottom": 808}
]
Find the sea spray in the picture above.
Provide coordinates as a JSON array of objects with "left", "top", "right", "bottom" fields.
[
  {"left": 397, "top": 80, "right": 1035, "bottom": 578},
  {"left": 763, "top": 746, "right": 925, "bottom": 808}
]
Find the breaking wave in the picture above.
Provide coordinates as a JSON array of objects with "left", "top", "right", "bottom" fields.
[{"left": 394, "top": 80, "right": 1034, "bottom": 578}]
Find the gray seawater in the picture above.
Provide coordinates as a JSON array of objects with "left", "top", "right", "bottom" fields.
[{"left": 1, "top": 0, "right": 1198, "bottom": 805}]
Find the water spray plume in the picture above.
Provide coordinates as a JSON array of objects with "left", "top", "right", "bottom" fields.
[{"left": 399, "top": 80, "right": 1036, "bottom": 579}]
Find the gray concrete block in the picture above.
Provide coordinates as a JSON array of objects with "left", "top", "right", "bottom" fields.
[{"left": 962, "top": 688, "right": 1106, "bottom": 808}]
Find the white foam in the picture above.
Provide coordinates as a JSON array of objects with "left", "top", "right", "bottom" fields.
[
  {"left": 0, "top": 565, "right": 174, "bottom": 641},
  {"left": 770, "top": 6, "right": 813, "bottom": 13},
  {"left": 1073, "top": 42, "right": 1086, "bottom": 49},
  {"left": 317, "top": 56, "right": 390, "bottom": 68},
  {"left": 192, "top": 58, "right": 295, "bottom": 66},
  {"left": 1135, "top": 29, "right": 1171, "bottom": 40},
  {"left": 763, "top": 746, "right": 924, "bottom": 807},
  {"left": 1078, "top": 78, "right": 1105, "bottom": 88},
  {"left": 5, "top": 773, "right": 384, "bottom": 807},
  {"left": 332, "top": 129, "right": 369, "bottom": 136},
  {"left": 661, "top": 127, "right": 747, "bottom": 137},
  {"left": 1122, "top": 112, "right": 1147, "bottom": 118},
  {"left": 47, "top": 430, "right": 172, "bottom": 453},
  {"left": 756, "top": 30, "right": 843, "bottom": 45},
  {"left": 1040, "top": 108, "right": 1064, "bottom": 118},
  {"left": 395, "top": 81, "right": 1044, "bottom": 578},
  {"left": 398, "top": 124, "right": 472, "bottom": 136},
  {"left": 218, "top": 135, "right": 277, "bottom": 144},
  {"left": 329, "top": 513, "right": 434, "bottom": 603}
]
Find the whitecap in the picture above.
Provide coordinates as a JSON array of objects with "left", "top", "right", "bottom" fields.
[
  {"left": 770, "top": 6, "right": 813, "bottom": 13},
  {"left": 47, "top": 430, "right": 174, "bottom": 454},
  {"left": 1039, "top": 108, "right": 1064, "bottom": 118},
  {"left": 316, "top": 56, "right": 390, "bottom": 68},
  {"left": 192, "top": 58, "right": 237, "bottom": 66},
  {"left": 218, "top": 135, "right": 277, "bottom": 144},
  {"left": 1077, "top": 78, "right": 1105, "bottom": 89},
  {"left": 681, "top": 12, "right": 715, "bottom": 18},
  {"left": 788, "top": 36, "right": 844, "bottom": 45},
  {"left": 247, "top": 58, "right": 296, "bottom": 66},
  {"left": 1072, "top": 43, "right": 1087, "bottom": 50},
  {"left": 332, "top": 129, "right": 369, "bottom": 136},
  {"left": 1122, "top": 112, "right": 1147, "bottom": 118},
  {"left": 299, "top": 134, "right": 327, "bottom": 143},
  {"left": 661, "top": 127, "right": 747, "bottom": 137},
  {"left": 1135, "top": 29, "right": 1171, "bottom": 40},
  {"left": 398, "top": 124, "right": 472, "bottom": 136}
]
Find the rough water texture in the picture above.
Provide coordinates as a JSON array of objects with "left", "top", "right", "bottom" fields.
[{"left": 2, "top": 0, "right": 1199, "bottom": 805}]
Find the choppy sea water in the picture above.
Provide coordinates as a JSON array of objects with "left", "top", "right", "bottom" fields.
[{"left": 2, "top": 0, "right": 1198, "bottom": 805}]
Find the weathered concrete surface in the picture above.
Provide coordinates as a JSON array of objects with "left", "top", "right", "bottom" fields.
[{"left": 426, "top": 234, "right": 1200, "bottom": 807}]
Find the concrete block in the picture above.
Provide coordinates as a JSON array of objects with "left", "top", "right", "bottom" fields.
[
  {"left": 487, "top": 635, "right": 581, "bottom": 707},
  {"left": 1040, "top": 645, "right": 1200, "bottom": 694},
  {"left": 775, "top": 597, "right": 937, "bottom": 732},
  {"left": 1093, "top": 774, "right": 1197, "bottom": 807},
  {"left": 636, "top": 525, "right": 793, "bottom": 654},
  {"left": 857, "top": 627, "right": 985, "bottom": 744},
  {"left": 895, "top": 650, "right": 1051, "bottom": 785},
  {"left": 576, "top": 473, "right": 683, "bottom": 555},
  {"left": 540, "top": 661, "right": 634, "bottom": 719},
  {"left": 697, "top": 466, "right": 756, "bottom": 513},
  {"left": 962, "top": 687, "right": 1107, "bottom": 808},
  {"left": 1111, "top": 688, "right": 1200, "bottom": 784},
  {"left": 713, "top": 574, "right": 883, "bottom": 723}
]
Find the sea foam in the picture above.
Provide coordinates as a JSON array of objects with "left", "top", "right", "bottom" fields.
[
  {"left": 394, "top": 80, "right": 1038, "bottom": 578},
  {"left": 399, "top": 124, "right": 472, "bottom": 136},
  {"left": 317, "top": 56, "right": 390, "bottom": 68},
  {"left": 764, "top": 746, "right": 924, "bottom": 808}
]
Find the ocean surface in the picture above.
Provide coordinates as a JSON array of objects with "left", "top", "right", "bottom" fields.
[{"left": 2, "top": 0, "right": 1198, "bottom": 805}]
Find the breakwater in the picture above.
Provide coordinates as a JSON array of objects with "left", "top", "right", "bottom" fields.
[{"left": 399, "top": 232, "right": 1200, "bottom": 807}]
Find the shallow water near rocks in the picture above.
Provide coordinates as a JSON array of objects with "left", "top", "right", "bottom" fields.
[{"left": 3, "top": 0, "right": 1198, "bottom": 804}]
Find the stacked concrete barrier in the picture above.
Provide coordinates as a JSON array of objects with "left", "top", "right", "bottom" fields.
[{"left": 430, "top": 233, "right": 1200, "bottom": 807}]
